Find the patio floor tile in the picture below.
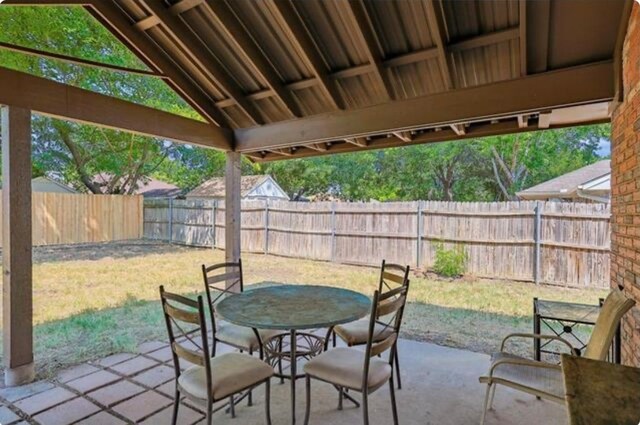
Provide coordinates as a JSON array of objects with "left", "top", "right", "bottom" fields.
[
  {"left": 14, "top": 386, "right": 76, "bottom": 415},
  {"left": 146, "top": 346, "right": 174, "bottom": 362},
  {"left": 95, "top": 353, "right": 135, "bottom": 368},
  {"left": 0, "top": 380, "right": 55, "bottom": 403},
  {"left": 137, "top": 341, "right": 168, "bottom": 354},
  {"left": 87, "top": 380, "right": 145, "bottom": 407},
  {"left": 110, "top": 356, "right": 158, "bottom": 376},
  {"left": 155, "top": 381, "right": 176, "bottom": 398},
  {"left": 112, "top": 390, "right": 172, "bottom": 422},
  {"left": 66, "top": 370, "right": 121, "bottom": 393},
  {"left": 32, "top": 397, "right": 101, "bottom": 425},
  {"left": 139, "top": 404, "right": 204, "bottom": 425},
  {"left": 131, "top": 365, "right": 175, "bottom": 388},
  {"left": 0, "top": 405, "right": 21, "bottom": 424},
  {"left": 55, "top": 364, "right": 100, "bottom": 383},
  {"left": 75, "top": 411, "right": 127, "bottom": 424}
]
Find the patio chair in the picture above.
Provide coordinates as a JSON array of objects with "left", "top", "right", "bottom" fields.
[
  {"left": 202, "top": 260, "right": 280, "bottom": 359},
  {"left": 478, "top": 287, "right": 635, "bottom": 425},
  {"left": 303, "top": 284, "right": 409, "bottom": 425},
  {"left": 159, "top": 286, "right": 273, "bottom": 425},
  {"left": 332, "top": 260, "right": 410, "bottom": 389}
]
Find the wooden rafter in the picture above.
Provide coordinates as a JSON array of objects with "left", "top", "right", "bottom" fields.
[
  {"left": 392, "top": 131, "right": 412, "bottom": 142},
  {"left": 517, "top": 115, "right": 528, "bottom": 128},
  {"left": 344, "top": 137, "right": 368, "bottom": 147},
  {"left": 235, "top": 61, "right": 614, "bottom": 151},
  {"left": 87, "top": 2, "right": 229, "bottom": 127},
  {"left": 448, "top": 27, "right": 519, "bottom": 52},
  {"left": 528, "top": 0, "right": 550, "bottom": 74},
  {"left": 425, "top": 0, "right": 453, "bottom": 90},
  {"left": 449, "top": 124, "right": 465, "bottom": 136},
  {"left": 519, "top": 0, "right": 527, "bottom": 76},
  {"left": 139, "top": 0, "right": 264, "bottom": 125},
  {"left": 0, "top": 66, "right": 232, "bottom": 149},
  {"left": 266, "top": 0, "right": 345, "bottom": 110},
  {"left": 344, "top": 0, "right": 394, "bottom": 101}
]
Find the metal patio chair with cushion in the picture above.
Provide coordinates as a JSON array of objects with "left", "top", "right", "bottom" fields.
[
  {"left": 159, "top": 286, "right": 274, "bottom": 425},
  {"left": 303, "top": 284, "right": 409, "bottom": 425},
  {"left": 478, "top": 287, "right": 635, "bottom": 425},
  {"left": 202, "top": 260, "right": 280, "bottom": 359},
  {"left": 333, "top": 260, "right": 410, "bottom": 389}
]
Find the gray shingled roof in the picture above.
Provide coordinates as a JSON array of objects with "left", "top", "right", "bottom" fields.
[
  {"left": 186, "top": 175, "right": 270, "bottom": 198},
  {"left": 517, "top": 160, "right": 610, "bottom": 198}
]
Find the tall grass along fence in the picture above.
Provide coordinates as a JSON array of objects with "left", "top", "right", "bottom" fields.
[
  {"left": 0, "top": 192, "right": 143, "bottom": 246},
  {"left": 144, "top": 199, "right": 610, "bottom": 289}
]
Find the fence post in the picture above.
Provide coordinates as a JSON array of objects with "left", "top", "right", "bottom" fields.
[
  {"left": 264, "top": 199, "right": 269, "bottom": 254},
  {"left": 533, "top": 202, "right": 542, "bottom": 284},
  {"left": 416, "top": 201, "right": 423, "bottom": 268},
  {"left": 212, "top": 200, "right": 217, "bottom": 250},
  {"left": 168, "top": 198, "right": 173, "bottom": 244},
  {"left": 330, "top": 202, "right": 336, "bottom": 262}
]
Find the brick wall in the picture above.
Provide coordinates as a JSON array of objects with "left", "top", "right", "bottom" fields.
[{"left": 611, "top": 3, "right": 640, "bottom": 367}]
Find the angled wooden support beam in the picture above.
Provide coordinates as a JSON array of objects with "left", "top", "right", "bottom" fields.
[
  {"left": 448, "top": 27, "right": 520, "bottom": 53},
  {"left": 449, "top": 124, "right": 466, "bottom": 136},
  {"left": 0, "top": 66, "right": 232, "bottom": 149},
  {"left": 87, "top": 2, "right": 228, "bottom": 127},
  {"left": 344, "top": 0, "right": 394, "bottom": 101},
  {"left": 266, "top": 0, "right": 345, "bottom": 110},
  {"left": 199, "top": 0, "right": 302, "bottom": 118},
  {"left": 425, "top": 0, "right": 453, "bottom": 90},
  {"left": 139, "top": 0, "right": 263, "bottom": 125},
  {"left": 344, "top": 137, "right": 368, "bottom": 147},
  {"left": 392, "top": 131, "right": 413, "bottom": 142},
  {"left": 2, "top": 106, "right": 35, "bottom": 387},
  {"left": 235, "top": 61, "right": 614, "bottom": 151},
  {"left": 517, "top": 115, "right": 529, "bottom": 128},
  {"left": 305, "top": 143, "right": 329, "bottom": 152}
]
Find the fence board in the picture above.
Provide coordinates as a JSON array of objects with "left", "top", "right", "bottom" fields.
[{"left": 144, "top": 199, "right": 611, "bottom": 289}]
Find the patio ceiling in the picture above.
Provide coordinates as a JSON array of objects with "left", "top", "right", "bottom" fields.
[{"left": 1, "top": 0, "right": 633, "bottom": 161}]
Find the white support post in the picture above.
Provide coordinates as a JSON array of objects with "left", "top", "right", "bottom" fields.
[
  {"left": 225, "top": 152, "right": 241, "bottom": 291},
  {"left": 2, "top": 106, "right": 35, "bottom": 386}
]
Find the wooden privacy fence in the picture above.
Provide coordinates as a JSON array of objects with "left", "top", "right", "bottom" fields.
[
  {"left": 0, "top": 192, "right": 143, "bottom": 246},
  {"left": 144, "top": 199, "right": 611, "bottom": 289}
]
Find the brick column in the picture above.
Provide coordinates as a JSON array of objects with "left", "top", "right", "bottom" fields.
[{"left": 611, "top": 3, "right": 640, "bottom": 367}]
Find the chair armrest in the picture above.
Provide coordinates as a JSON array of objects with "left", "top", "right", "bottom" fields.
[
  {"left": 488, "top": 356, "right": 561, "bottom": 378},
  {"left": 500, "top": 333, "right": 579, "bottom": 356}
]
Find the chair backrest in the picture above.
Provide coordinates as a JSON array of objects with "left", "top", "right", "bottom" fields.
[
  {"left": 584, "top": 288, "right": 635, "bottom": 360},
  {"left": 202, "top": 260, "right": 244, "bottom": 331},
  {"left": 362, "top": 284, "right": 410, "bottom": 390},
  {"left": 159, "top": 286, "right": 212, "bottom": 399},
  {"left": 378, "top": 260, "right": 410, "bottom": 294}
]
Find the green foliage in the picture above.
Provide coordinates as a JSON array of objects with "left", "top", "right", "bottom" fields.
[{"left": 433, "top": 243, "right": 468, "bottom": 278}]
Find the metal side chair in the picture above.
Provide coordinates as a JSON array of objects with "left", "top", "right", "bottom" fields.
[
  {"left": 478, "top": 287, "right": 635, "bottom": 425},
  {"left": 333, "top": 260, "right": 410, "bottom": 389},
  {"left": 202, "top": 260, "right": 280, "bottom": 359},
  {"left": 304, "top": 285, "right": 409, "bottom": 425},
  {"left": 159, "top": 286, "right": 273, "bottom": 425}
]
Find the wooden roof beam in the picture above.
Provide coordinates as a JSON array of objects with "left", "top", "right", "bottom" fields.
[
  {"left": 87, "top": 2, "right": 228, "bottom": 127},
  {"left": 138, "top": 0, "right": 264, "bottom": 125},
  {"left": 344, "top": 0, "right": 394, "bottom": 101},
  {"left": 267, "top": 0, "right": 345, "bottom": 110},
  {"left": 519, "top": 0, "right": 527, "bottom": 76},
  {"left": 0, "top": 66, "right": 231, "bottom": 149},
  {"left": 197, "top": 0, "right": 303, "bottom": 118},
  {"left": 425, "top": 0, "right": 453, "bottom": 90},
  {"left": 448, "top": 27, "right": 519, "bottom": 52},
  {"left": 235, "top": 61, "right": 614, "bottom": 151}
]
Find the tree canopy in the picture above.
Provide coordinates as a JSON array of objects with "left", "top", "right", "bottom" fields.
[{"left": 0, "top": 6, "right": 610, "bottom": 201}]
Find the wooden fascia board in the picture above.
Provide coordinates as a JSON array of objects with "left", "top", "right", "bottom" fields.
[
  {"left": 0, "top": 66, "right": 232, "bottom": 149},
  {"left": 235, "top": 61, "right": 614, "bottom": 152}
]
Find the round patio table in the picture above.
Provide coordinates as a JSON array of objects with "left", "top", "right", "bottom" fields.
[{"left": 216, "top": 284, "right": 371, "bottom": 425}]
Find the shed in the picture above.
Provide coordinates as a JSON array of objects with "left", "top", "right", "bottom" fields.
[
  {"left": 31, "top": 176, "right": 77, "bottom": 194},
  {"left": 186, "top": 175, "right": 289, "bottom": 201}
]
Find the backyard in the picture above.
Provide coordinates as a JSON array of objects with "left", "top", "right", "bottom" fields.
[{"left": 0, "top": 240, "right": 607, "bottom": 380}]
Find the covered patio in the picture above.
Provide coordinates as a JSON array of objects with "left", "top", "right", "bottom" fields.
[{"left": 1, "top": 0, "right": 639, "bottom": 424}]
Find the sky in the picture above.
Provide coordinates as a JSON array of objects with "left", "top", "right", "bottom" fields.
[{"left": 597, "top": 138, "right": 611, "bottom": 157}]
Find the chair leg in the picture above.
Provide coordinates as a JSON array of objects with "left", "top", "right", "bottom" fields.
[
  {"left": 278, "top": 337, "right": 284, "bottom": 384},
  {"left": 488, "top": 384, "right": 497, "bottom": 410},
  {"left": 332, "top": 330, "right": 337, "bottom": 347},
  {"left": 229, "top": 395, "right": 236, "bottom": 418},
  {"left": 389, "top": 376, "right": 399, "bottom": 425},
  {"left": 338, "top": 387, "right": 344, "bottom": 410},
  {"left": 394, "top": 351, "right": 402, "bottom": 390},
  {"left": 362, "top": 392, "right": 369, "bottom": 425},
  {"left": 206, "top": 397, "right": 213, "bottom": 425},
  {"left": 480, "top": 384, "right": 492, "bottom": 425},
  {"left": 265, "top": 379, "right": 272, "bottom": 425},
  {"left": 171, "top": 388, "right": 180, "bottom": 425},
  {"left": 248, "top": 350, "right": 254, "bottom": 406},
  {"left": 304, "top": 375, "right": 312, "bottom": 425},
  {"left": 212, "top": 338, "right": 217, "bottom": 357}
]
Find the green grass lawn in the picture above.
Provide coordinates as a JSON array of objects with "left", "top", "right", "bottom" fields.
[{"left": 0, "top": 241, "right": 608, "bottom": 379}]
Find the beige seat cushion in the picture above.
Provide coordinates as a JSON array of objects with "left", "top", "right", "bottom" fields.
[
  {"left": 216, "top": 321, "right": 281, "bottom": 351},
  {"left": 480, "top": 352, "right": 564, "bottom": 399},
  {"left": 178, "top": 352, "right": 273, "bottom": 400},
  {"left": 334, "top": 320, "right": 394, "bottom": 346},
  {"left": 304, "top": 347, "right": 392, "bottom": 392}
]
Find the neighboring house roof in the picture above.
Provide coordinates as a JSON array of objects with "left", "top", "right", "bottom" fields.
[
  {"left": 92, "top": 173, "right": 182, "bottom": 197},
  {"left": 31, "top": 176, "right": 78, "bottom": 194},
  {"left": 186, "top": 175, "right": 289, "bottom": 200},
  {"left": 517, "top": 160, "right": 611, "bottom": 200}
]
